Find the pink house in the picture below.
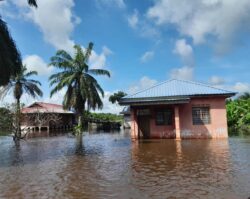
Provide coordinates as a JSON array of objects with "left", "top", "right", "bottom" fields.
[{"left": 119, "top": 79, "right": 236, "bottom": 140}]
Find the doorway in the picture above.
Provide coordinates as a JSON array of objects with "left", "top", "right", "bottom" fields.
[{"left": 138, "top": 115, "right": 151, "bottom": 139}]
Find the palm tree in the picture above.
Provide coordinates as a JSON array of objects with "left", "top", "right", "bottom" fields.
[
  {"left": 0, "top": 17, "right": 22, "bottom": 86},
  {"left": 0, "top": 0, "right": 37, "bottom": 86},
  {"left": 0, "top": 65, "right": 43, "bottom": 140},
  {"left": 109, "top": 91, "right": 127, "bottom": 104},
  {"left": 49, "top": 43, "right": 110, "bottom": 131}
]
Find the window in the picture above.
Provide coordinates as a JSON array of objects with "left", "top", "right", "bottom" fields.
[
  {"left": 192, "top": 106, "right": 211, "bottom": 125},
  {"left": 155, "top": 109, "right": 172, "bottom": 125},
  {"left": 137, "top": 109, "right": 150, "bottom": 116}
]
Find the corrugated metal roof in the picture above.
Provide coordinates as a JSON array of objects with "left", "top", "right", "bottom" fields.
[
  {"left": 22, "top": 102, "right": 74, "bottom": 114},
  {"left": 120, "top": 79, "right": 236, "bottom": 105}
]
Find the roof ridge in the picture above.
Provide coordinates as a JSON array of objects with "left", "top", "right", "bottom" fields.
[{"left": 126, "top": 79, "right": 174, "bottom": 98}]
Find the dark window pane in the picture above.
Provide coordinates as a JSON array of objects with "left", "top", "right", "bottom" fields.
[{"left": 156, "top": 109, "right": 172, "bottom": 125}]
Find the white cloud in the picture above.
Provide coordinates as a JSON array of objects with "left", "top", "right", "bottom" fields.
[
  {"left": 170, "top": 66, "right": 193, "bottom": 80},
  {"left": 147, "top": 0, "right": 250, "bottom": 53},
  {"left": 95, "top": 0, "right": 126, "bottom": 9},
  {"left": 208, "top": 76, "right": 225, "bottom": 85},
  {"left": 13, "top": 0, "right": 79, "bottom": 52},
  {"left": 89, "top": 46, "right": 113, "bottom": 69},
  {"left": 128, "top": 9, "right": 139, "bottom": 29},
  {"left": 44, "top": 88, "right": 66, "bottom": 105},
  {"left": 140, "top": 51, "right": 154, "bottom": 63},
  {"left": 126, "top": 8, "right": 160, "bottom": 39},
  {"left": 23, "top": 55, "right": 53, "bottom": 76},
  {"left": 128, "top": 76, "right": 158, "bottom": 94},
  {"left": 173, "top": 39, "right": 194, "bottom": 66},
  {"left": 232, "top": 82, "right": 250, "bottom": 93},
  {"left": 5, "top": 0, "right": 112, "bottom": 71},
  {"left": 0, "top": 91, "right": 41, "bottom": 107},
  {"left": 94, "top": 91, "right": 123, "bottom": 114}
]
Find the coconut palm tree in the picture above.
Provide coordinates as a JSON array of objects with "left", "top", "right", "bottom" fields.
[
  {"left": 109, "top": 91, "right": 127, "bottom": 104},
  {"left": 0, "top": 17, "right": 22, "bottom": 86},
  {"left": 0, "top": 0, "right": 37, "bottom": 86},
  {"left": 49, "top": 43, "right": 110, "bottom": 131},
  {"left": 0, "top": 65, "right": 43, "bottom": 140}
]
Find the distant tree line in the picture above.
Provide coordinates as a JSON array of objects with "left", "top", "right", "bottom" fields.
[{"left": 226, "top": 92, "right": 250, "bottom": 136}]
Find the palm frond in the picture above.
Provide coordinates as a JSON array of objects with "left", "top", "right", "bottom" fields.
[
  {"left": 27, "top": 79, "right": 42, "bottom": 86},
  {"left": 23, "top": 82, "right": 43, "bottom": 99},
  {"left": 0, "top": 17, "right": 22, "bottom": 86},
  {"left": 28, "top": 0, "right": 37, "bottom": 7},
  {"left": 0, "top": 83, "right": 12, "bottom": 99},
  {"left": 49, "top": 56, "right": 74, "bottom": 69},
  {"left": 88, "top": 69, "right": 111, "bottom": 77},
  {"left": 84, "top": 42, "right": 94, "bottom": 62},
  {"left": 24, "top": 70, "right": 38, "bottom": 78}
]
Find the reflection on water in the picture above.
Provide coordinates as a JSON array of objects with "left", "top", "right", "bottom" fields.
[{"left": 0, "top": 131, "right": 249, "bottom": 199}]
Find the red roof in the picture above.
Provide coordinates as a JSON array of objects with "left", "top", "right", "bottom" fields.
[{"left": 21, "top": 102, "right": 74, "bottom": 114}]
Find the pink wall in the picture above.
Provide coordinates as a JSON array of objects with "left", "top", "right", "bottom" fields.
[
  {"left": 130, "top": 108, "right": 138, "bottom": 140},
  {"left": 130, "top": 96, "right": 228, "bottom": 139},
  {"left": 179, "top": 97, "right": 228, "bottom": 139},
  {"left": 149, "top": 106, "right": 175, "bottom": 139}
]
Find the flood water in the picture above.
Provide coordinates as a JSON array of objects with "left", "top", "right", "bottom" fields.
[{"left": 0, "top": 131, "right": 249, "bottom": 199}]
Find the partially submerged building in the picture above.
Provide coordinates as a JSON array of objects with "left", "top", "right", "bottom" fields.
[
  {"left": 120, "top": 106, "right": 131, "bottom": 129},
  {"left": 119, "top": 79, "right": 236, "bottom": 140},
  {"left": 21, "top": 102, "right": 75, "bottom": 132}
]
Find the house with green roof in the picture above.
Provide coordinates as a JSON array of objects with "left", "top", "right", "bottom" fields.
[{"left": 119, "top": 79, "right": 236, "bottom": 139}]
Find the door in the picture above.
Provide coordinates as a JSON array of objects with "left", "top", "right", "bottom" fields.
[{"left": 138, "top": 115, "right": 151, "bottom": 139}]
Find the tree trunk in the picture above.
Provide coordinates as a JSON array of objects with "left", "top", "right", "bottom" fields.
[{"left": 15, "top": 98, "right": 21, "bottom": 140}]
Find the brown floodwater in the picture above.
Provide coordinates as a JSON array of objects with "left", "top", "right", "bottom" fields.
[{"left": 0, "top": 130, "right": 249, "bottom": 199}]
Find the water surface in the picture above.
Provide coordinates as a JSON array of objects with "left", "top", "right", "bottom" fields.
[{"left": 0, "top": 131, "right": 249, "bottom": 199}]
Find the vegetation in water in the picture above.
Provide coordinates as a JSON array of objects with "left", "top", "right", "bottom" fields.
[
  {"left": 0, "top": 66, "right": 43, "bottom": 140},
  {"left": 49, "top": 43, "right": 110, "bottom": 133},
  {"left": 84, "top": 111, "right": 123, "bottom": 123},
  {"left": 0, "top": 107, "right": 12, "bottom": 135},
  {"left": 226, "top": 92, "right": 250, "bottom": 136}
]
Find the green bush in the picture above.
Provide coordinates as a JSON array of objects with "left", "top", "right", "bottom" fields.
[
  {"left": 226, "top": 97, "right": 250, "bottom": 136},
  {"left": 0, "top": 107, "right": 13, "bottom": 132}
]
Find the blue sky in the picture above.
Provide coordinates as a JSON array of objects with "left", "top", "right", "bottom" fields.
[{"left": 0, "top": 0, "right": 250, "bottom": 113}]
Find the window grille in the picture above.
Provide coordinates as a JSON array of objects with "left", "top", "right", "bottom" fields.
[{"left": 192, "top": 107, "right": 211, "bottom": 125}]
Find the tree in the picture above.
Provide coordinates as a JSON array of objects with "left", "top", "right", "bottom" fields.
[
  {"left": 49, "top": 43, "right": 110, "bottom": 132},
  {"left": 226, "top": 98, "right": 250, "bottom": 136},
  {"left": 0, "top": 65, "right": 43, "bottom": 140},
  {"left": 109, "top": 91, "right": 127, "bottom": 104},
  {"left": 0, "top": 0, "right": 37, "bottom": 86}
]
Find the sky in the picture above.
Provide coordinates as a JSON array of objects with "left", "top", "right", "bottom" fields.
[{"left": 0, "top": 0, "right": 250, "bottom": 113}]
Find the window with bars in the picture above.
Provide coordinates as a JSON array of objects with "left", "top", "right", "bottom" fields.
[
  {"left": 155, "top": 109, "right": 173, "bottom": 125},
  {"left": 192, "top": 107, "right": 211, "bottom": 125}
]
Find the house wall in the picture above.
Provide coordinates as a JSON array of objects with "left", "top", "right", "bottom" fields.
[
  {"left": 130, "top": 96, "right": 228, "bottom": 139},
  {"left": 21, "top": 113, "right": 74, "bottom": 128},
  {"left": 130, "top": 108, "right": 138, "bottom": 140},
  {"left": 149, "top": 106, "right": 175, "bottom": 139},
  {"left": 179, "top": 97, "right": 228, "bottom": 138}
]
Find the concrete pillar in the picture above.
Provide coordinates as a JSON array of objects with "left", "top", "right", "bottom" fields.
[
  {"left": 131, "top": 108, "right": 138, "bottom": 140},
  {"left": 39, "top": 126, "right": 41, "bottom": 132},
  {"left": 174, "top": 106, "right": 181, "bottom": 140}
]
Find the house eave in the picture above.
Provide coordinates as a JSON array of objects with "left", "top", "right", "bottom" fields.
[{"left": 119, "top": 93, "right": 236, "bottom": 106}]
